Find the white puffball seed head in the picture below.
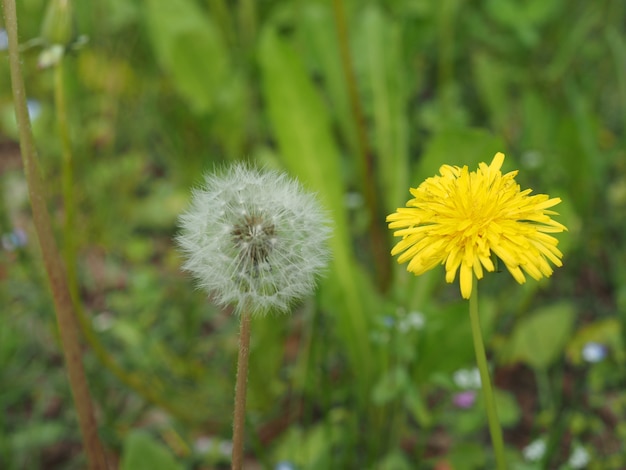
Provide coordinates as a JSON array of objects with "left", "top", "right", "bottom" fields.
[{"left": 177, "top": 164, "right": 332, "bottom": 315}]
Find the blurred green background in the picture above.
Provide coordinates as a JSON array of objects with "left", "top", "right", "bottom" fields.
[{"left": 1, "top": 0, "right": 625, "bottom": 468}]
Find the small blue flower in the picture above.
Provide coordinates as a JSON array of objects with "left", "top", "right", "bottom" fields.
[
  {"left": 0, "top": 29, "right": 8, "bottom": 51},
  {"left": 582, "top": 342, "right": 607, "bottom": 363},
  {"left": 275, "top": 461, "right": 297, "bottom": 470},
  {"left": 27, "top": 99, "right": 42, "bottom": 121},
  {"left": 2, "top": 228, "right": 28, "bottom": 251}
]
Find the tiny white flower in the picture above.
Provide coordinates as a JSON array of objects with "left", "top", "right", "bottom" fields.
[
  {"left": 568, "top": 445, "right": 590, "bottom": 469},
  {"left": 522, "top": 438, "right": 546, "bottom": 462},
  {"left": 453, "top": 367, "right": 482, "bottom": 389},
  {"left": 193, "top": 436, "right": 233, "bottom": 458},
  {"left": 218, "top": 440, "right": 233, "bottom": 457},
  {"left": 92, "top": 312, "right": 115, "bottom": 332},
  {"left": 398, "top": 311, "right": 425, "bottom": 332},
  {"left": 193, "top": 436, "right": 214, "bottom": 454},
  {"left": 178, "top": 164, "right": 332, "bottom": 315}
]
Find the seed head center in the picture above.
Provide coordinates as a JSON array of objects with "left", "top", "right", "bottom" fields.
[{"left": 231, "top": 213, "right": 276, "bottom": 267}]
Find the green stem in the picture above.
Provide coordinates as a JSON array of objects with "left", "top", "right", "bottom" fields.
[
  {"left": 331, "top": 0, "right": 391, "bottom": 291},
  {"left": 437, "top": 0, "right": 456, "bottom": 92},
  {"left": 208, "top": 0, "right": 236, "bottom": 49},
  {"left": 468, "top": 278, "right": 506, "bottom": 470},
  {"left": 232, "top": 312, "right": 252, "bottom": 470},
  {"left": 534, "top": 366, "right": 553, "bottom": 414},
  {"left": 2, "top": 1, "right": 108, "bottom": 468},
  {"left": 238, "top": 0, "right": 256, "bottom": 55},
  {"left": 53, "top": 58, "right": 78, "bottom": 302}
]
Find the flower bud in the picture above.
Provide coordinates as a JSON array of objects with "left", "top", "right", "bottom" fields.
[{"left": 41, "top": 0, "right": 76, "bottom": 47}]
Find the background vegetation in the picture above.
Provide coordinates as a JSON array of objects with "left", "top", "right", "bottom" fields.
[{"left": 1, "top": 0, "right": 625, "bottom": 468}]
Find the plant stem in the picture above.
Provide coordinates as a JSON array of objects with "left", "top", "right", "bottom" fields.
[
  {"left": 238, "top": 0, "right": 256, "bottom": 55},
  {"left": 232, "top": 312, "right": 252, "bottom": 470},
  {"left": 53, "top": 58, "right": 79, "bottom": 303},
  {"left": 2, "top": 0, "right": 108, "bottom": 468},
  {"left": 468, "top": 278, "right": 506, "bottom": 470},
  {"left": 331, "top": 0, "right": 391, "bottom": 291}
]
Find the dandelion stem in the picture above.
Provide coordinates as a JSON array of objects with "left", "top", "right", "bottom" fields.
[
  {"left": 232, "top": 312, "right": 252, "bottom": 470},
  {"left": 468, "top": 278, "right": 506, "bottom": 470},
  {"left": 2, "top": 0, "right": 108, "bottom": 467}
]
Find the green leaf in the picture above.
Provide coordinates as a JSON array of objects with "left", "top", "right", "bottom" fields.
[
  {"left": 10, "top": 422, "right": 66, "bottom": 452},
  {"left": 404, "top": 385, "right": 432, "bottom": 428},
  {"left": 377, "top": 449, "right": 413, "bottom": 470},
  {"left": 372, "top": 367, "right": 409, "bottom": 405},
  {"left": 484, "top": 0, "right": 565, "bottom": 48},
  {"left": 471, "top": 53, "right": 512, "bottom": 132},
  {"left": 273, "top": 425, "right": 335, "bottom": 470},
  {"left": 415, "top": 297, "right": 497, "bottom": 382},
  {"left": 257, "top": 28, "right": 345, "bottom": 218},
  {"left": 258, "top": 26, "right": 378, "bottom": 390},
  {"left": 501, "top": 302, "right": 575, "bottom": 369},
  {"left": 448, "top": 442, "right": 486, "bottom": 470},
  {"left": 353, "top": 5, "right": 409, "bottom": 212},
  {"left": 120, "top": 431, "right": 183, "bottom": 470},
  {"left": 299, "top": 4, "right": 359, "bottom": 160},
  {"left": 145, "top": 0, "right": 228, "bottom": 114},
  {"left": 494, "top": 389, "right": 521, "bottom": 427}
]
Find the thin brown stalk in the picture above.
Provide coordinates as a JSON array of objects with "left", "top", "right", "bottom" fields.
[
  {"left": 2, "top": 0, "right": 108, "bottom": 468},
  {"left": 231, "top": 312, "right": 252, "bottom": 470}
]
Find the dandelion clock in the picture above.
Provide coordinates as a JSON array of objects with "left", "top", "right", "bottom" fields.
[{"left": 177, "top": 164, "right": 331, "bottom": 469}]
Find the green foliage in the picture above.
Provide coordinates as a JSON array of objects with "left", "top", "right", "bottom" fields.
[
  {"left": 120, "top": 432, "right": 183, "bottom": 470},
  {"left": 144, "top": 0, "right": 229, "bottom": 114},
  {"left": 258, "top": 24, "right": 380, "bottom": 391},
  {"left": 352, "top": 4, "right": 410, "bottom": 212},
  {"left": 1, "top": 0, "right": 626, "bottom": 468},
  {"left": 500, "top": 302, "right": 576, "bottom": 369}
]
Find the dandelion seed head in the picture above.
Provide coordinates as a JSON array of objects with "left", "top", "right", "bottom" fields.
[
  {"left": 387, "top": 152, "right": 567, "bottom": 298},
  {"left": 177, "top": 164, "right": 332, "bottom": 315}
]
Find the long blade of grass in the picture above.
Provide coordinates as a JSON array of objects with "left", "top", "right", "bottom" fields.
[{"left": 258, "top": 27, "right": 377, "bottom": 391}]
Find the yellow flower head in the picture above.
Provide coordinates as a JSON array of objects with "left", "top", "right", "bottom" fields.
[{"left": 387, "top": 152, "right": 567, "bottom": 299}]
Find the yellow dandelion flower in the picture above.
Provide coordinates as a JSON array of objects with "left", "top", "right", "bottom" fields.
[{"left": 387, "top": 152, "right": 567, "bottom": 299}]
